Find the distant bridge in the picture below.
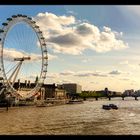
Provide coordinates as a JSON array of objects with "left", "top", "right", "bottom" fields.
[{"left": 84, "top": 95, "right": 139, "bottom": 101}]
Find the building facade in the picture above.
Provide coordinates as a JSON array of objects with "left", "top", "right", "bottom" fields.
[
  {"left": 62, "top": 83, "right": 82, "bottom": 94},
  {"left": 13, "top": 82, "right": 67, "bottom": 100}
]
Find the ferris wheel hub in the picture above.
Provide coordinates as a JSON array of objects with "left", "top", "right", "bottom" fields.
[{"left": 14, "top": 56, "right": 31, "bottom": 61}]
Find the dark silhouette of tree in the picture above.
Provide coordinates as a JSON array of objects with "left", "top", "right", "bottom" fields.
[{"left": 35, "top": 76, "right": 39, "bottom": 84}]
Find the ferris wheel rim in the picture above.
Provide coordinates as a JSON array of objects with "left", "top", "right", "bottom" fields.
[{"left": 0, "top": 14, "right": 48, "bottom": 98}]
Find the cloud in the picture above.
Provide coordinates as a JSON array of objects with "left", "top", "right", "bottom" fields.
[
  {"left": 59, "top": 70, "right": 108, "bottom": 77},
  {"left": 46, "top": 69, "right": 131, "bottom": 80},
  {"left": 48, "top": 33, "right": 80, "bottom": 46},
  {"left": 3, "top": 48, "right": 57, "bottom": 62},
  {"left": 75, "top": 23, "right": 100, "bottom": 36},
  {"left": 109, "top": 70, "right": 121, "bottom": 75},
  {"left": 46, "top": 73, "right": 60, "bottom": 79},
  {"left": 109, "top": 70, "right": 130, "bottom": 75},
  {"left": 48, "top": 54, "right": 57, "bottom": 60},
  {"left": 81, "top": 58, "right": 91, "bottom": 63},
  {"left": 75, "top": 71, "right": 107, "bottom": 77},
  {"left": 3, "top": 48, "right": 26, "bottom": 61},
  {"left": 61, "top": 79, "right": 73, "bottom": 83},
  {"left": 66, "top": 10, "right": 77, "bottom": 15},
  {"left": 120, "top": 78, "right": 130, "bottom": 81},
  {"left": 90, "top": 81, "right": 99, "bottom": 84},
  {"left": 130, "top": 81, "right": 137, "bottom": 86},
  {"left": 34, "top": 12, "right": 75, "bottom": 32},
  {"left": 60, "top": 70, "right": 75, "bottom": 76},
  {"left": 34, "top": 12, "right": 128, "bottom": 55}
]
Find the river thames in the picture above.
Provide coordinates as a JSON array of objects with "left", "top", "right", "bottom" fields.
[{"left": 0, "top": 97, "right": 140, "bottom": 135}]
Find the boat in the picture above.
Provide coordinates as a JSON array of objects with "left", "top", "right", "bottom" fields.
[
  {"left": 67, "top": 99, "right": 84, "bottom": 104},
  {"left": 102, "top": 104, "right": 118, "bottom": 110},
  {"left": 109, "top": 104, "right": 118, "bottom": 109},
  {"left": 102, "top": 105, "right": 111, "bottom": 110}
]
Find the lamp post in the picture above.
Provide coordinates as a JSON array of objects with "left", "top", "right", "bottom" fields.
[{"left": 5, "top": 92, "right": 10, "bottom": 111}]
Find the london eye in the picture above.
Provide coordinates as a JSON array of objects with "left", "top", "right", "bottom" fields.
[{"left": 0, "top": 14, "right": 48, "bottom": 99}]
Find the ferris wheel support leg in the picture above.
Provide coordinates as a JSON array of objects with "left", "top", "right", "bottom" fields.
[
  {"left": 11, "top": 62, "right": 22, "bottom": 87},
  {"left": 8, "top": 61, "right": 23, "bottom": 86}
]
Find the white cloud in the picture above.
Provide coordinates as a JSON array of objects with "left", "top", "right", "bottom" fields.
[
  {"left": 48, "top": 54, "right": 57, "bottom": 60},
  {"left": 75, "top": 71, "right": 107, "bottom": 77},
  {"left": 66, "top": 10, "right": 77, "bottom": 15},
  {"left": 3, "top": 48, "right": 57, "bottom": 62},
  {"left": 47, "top": 69, "right": 131, "bottom": 79},
  {"left": 60, "top": 70, "right": 75, "bottom": 76},
  {"left": 109, "top": 70, "right": 121, "bottom": 75},
  {"left": 109, "top": 70, "right": 130, "bottom": 75},
  {"left": 103, "top": 26, "right": 111, "bottom": 32},
  {"left": 48, "top": 70, "right": 108, "bottom": 78},
  {"left": 34, "top": 12, "right": 128, "bottom": 55},
  {"left": 75, "top": 23, "right": 100, "bottom": 37},
  {"left": 34, "top": 12, "right": 75, "bottom": 33},
  {"left": 120, "top": 78, "right": 130, "bottom": 81},
  {"left": 61, "top": 79, "right": 73, "bottom": 83},
  {"left": 90, "top": 81, "right": 99, "bottom": 84},
  {"left": 3, "top": 48, "right": 26, "bottom": 61},
  {"left": 46, "top": 73, "right": 60, "bottom": 79},
  {"left": 81, "top": 58, "right": 91, "bottom": 63},
  {"left": 48, "top": 33, "right": 80, "bottom": 46}
]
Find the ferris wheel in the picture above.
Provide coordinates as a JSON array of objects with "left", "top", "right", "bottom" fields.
[{"left": 0, "top": 14, "right": 48, "bottom": 99}]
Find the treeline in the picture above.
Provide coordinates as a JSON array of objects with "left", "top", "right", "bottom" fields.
[
  {"left": 77, "top": 90, "right": 122, "bottom": 98},
  {"left": 77, "top": 91, "right": 105, "bottom": 98}
]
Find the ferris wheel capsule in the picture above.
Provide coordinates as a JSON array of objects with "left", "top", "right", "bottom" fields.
[
  {"left": 2, "top": 23, "right": 8, "bottom": 26},
  {"left": 0, "top": 29, "right": 4, "bottom": 33},
  {"left": 12, "top": 15, "right": 17, "bottom": 18},
  {"left": 7, "top": 18, "right": 12, "bottom": 21}
]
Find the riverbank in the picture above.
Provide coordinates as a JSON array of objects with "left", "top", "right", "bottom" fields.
[{"left": 0, "top": 98, "right": 70, "bottom": 109}]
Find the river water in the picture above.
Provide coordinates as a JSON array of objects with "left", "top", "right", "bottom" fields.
[{"left": 0, "top": 97, "right": 140, "bottom": 135}]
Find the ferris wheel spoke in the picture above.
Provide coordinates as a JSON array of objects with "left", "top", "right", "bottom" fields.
[
  {"left": 5, "top": 62, "right": 18, "bottom": 75},
  {"left": 21, "top": 61, "right": 41, "bottom": 82}
]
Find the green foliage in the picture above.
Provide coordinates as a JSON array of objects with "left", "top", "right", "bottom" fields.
[{"left": 78, "top": 91, "right": 105, "bottom": 98}]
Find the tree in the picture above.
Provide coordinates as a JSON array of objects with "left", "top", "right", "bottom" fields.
[{"left": 35, "top": 76, "right": 39, "bottom": 84}]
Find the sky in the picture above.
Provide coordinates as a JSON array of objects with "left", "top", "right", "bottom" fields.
[{"left": 0, "top": 5, "right": 140, "bottom": 92}]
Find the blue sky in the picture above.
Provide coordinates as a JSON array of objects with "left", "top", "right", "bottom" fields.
[{"left": 1, "top": 5, "right": 140, "bottom": 92}]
